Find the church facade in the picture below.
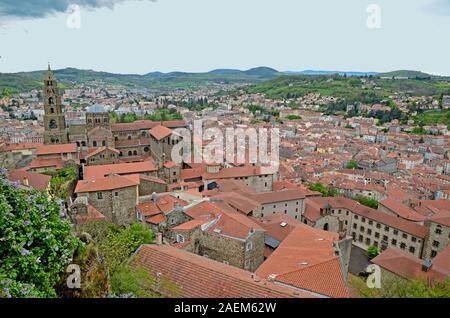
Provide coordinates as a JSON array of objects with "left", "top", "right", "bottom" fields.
[{"left": 42, "top": 66, "right": 186, "bottom": 166}]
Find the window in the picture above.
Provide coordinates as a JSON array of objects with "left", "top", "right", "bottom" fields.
[
  {"left": 97, "top": 192, "right": 103, "bottom": 200},
  {"left": 374, "top": 241, "right": 379, "bottom": 247},
  {"left": 435, "top": 228, "right": 442, "bottom": 235},
  {"left": 432, "top": 241, "right": 440, "bottom": 248},
  {"left": 49, "top": 119, "right": 57, "bottom": 129},
  {"left": 391, "top": 239, "right": 397, "bottom": 246},
  {"left": 409, "top": 247, "right": 415, "bottom": 254},
  {"left": 375, "top": 232, "right": 380, "bottom": 238},
  {"left": 176, "top": 234, "right": 185, "bottom": 243},
  {"left": 246, "top": 242, "right": 253, "bottom": 251},
  {"left": 136, "top": 211, "right": 143, "bottom": 221},
  {"left": 400, "top": 243, "right": 406, "bottom": 250},
  {"left": 360, "top": 226, "right": 365, "bottom": 232},
  {"left": 376, "top": 223, "right": 381, "bottom": 229},
  {"left": 394, "top": 229, "right": 398, "bottom": 235},
  {"left": 353, "top": 223, "right": 357, "bottom": 229},
  {"left": 102, "top": 140, "right": 106, "bottom": 147},
  {"left": 365, "top": 238, "right": 371, "bottom": 245},
  {"left": 431, "top": 250, "right": 437, "bottom": 258},
  {"left": 346, "top": 211, "right": 349, "bottom": 216},
  {"left": 352, "top": 232, "right": 356, "bottom": 240},
  {"left": 384, "top": 226, "right": 389, "bottom": 232},
  {"left": 93, "top": 141, "right": 97, "bottom": 147},
  {"left": 367, "top": 229, "right": 372, "bottom": 235},
  {"left": 362, "top": 217, "right": 366, "bottom": 223},
  {"left": 115, "top": 192, "right": 119, "bottom": 197},
  {"left": 411, "top": 237, "right": 417, "bottom": 243},
  {"left": 368, "top": 220, "right": 373, "bottom": 225},
  {"left": 358, "top": 235, "right": 363, "bottom": 243},
  {"left": 354, "top": 215, "right": 359, "bottom": 220},
  {"left": 402, "top": 233, "right": 408, "bottom": 239}
]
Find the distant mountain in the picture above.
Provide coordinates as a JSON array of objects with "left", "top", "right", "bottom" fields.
[
  {"left": 208, "top": 69, "right": 243, "bottom": 75},
  {"left": 244, "top": 67, "right": 280, "bottom": 77},
  {"left": 284, "top": 70, "right": 379, "bottom": 77},
  {"left": 376, "top": 70, "right": 434, "bottom": 79}
]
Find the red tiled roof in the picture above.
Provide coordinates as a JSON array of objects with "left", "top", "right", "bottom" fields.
[
  {"left": 75, "top": 205, "right": 106, "bottom": 225},
  {"left": 75, "top": 175, "right": 139, "bottom": 193},
  {"left": 8, "top": 170, "right": 51, "bottom": 191},
  {"left": 379, "top": 199, "right": 426, "bottom": 222},
  {"left": 26, "top": 157, "right": 65, "bottom": 170},
  {"left": 36, "top": 143, "right": 77, "bottom": 155},
  {"left": 372, "top": 247, "right": 448, "bottom": 281},
  {"left": 85, "top": 146, "right": 119, "bottom": 159},
  {"left": 150, "top": 125, "right": 173, "bottom": 140},
  {"left": 130, "top": 244, "right": 314, "bottom": 298},
  {"left": 256, "top": 224, "right": 349, "bottom": 298},
  {"left": 84, "top": 161, "right": 157, "bottom": 179},
  {"left": 0, "top": 142, "right": 42, "bottom": 152}
]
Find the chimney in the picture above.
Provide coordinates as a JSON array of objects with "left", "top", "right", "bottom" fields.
[
  {"left": 156, "top": 232, "right": 163, "bottom": 245},
  {"left": 422, "top": 259, "right": 433, "bottom": 272},
  {"left": 22, "top": 177, "right": 29, "bottom": 187}
]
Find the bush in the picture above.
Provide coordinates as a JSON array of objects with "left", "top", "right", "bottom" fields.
[
  {"left": 355, "top": 195, "right": 379, "bottom": 209},
  {"left": 367, "top": 246, "right": 379, "bottom": 260},
  {"left": 0, "top": 170, "right": 80, "bottom": 298}
]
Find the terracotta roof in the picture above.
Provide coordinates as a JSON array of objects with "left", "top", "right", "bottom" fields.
[
  {"left": 75, "top": 205, "right": 106, "bottom": 225},
  {"left": 203, "top": 165, "right": 278, "bottom": 180},
  {"left": 250, "top": 188, "right": 306, "bottom": 204},
  {"left": 130, "top": 244, "right": 314, "bottom": 298},
  {"left": 433, "top": 245, "right": 450, "bottom": 277},
  {"left": 85, "top": 147, "right": 119, "bottom": 159},
  {"left": 8, "top": 170, "right": 51, "bottom": 191},
  {"left": 252, "top": 214, "right": 300, "bottom": 242},
  {"left": 36, "top": 143, "right": 77, "bottom": 156},
  {"left": 150, "top": 125, "right": 173, "bottom": 140},
  {"left": 136, "top": 195, "right": 188, "bottom": 217},
  {"left": 256, "top": 224, "right": 349, "bottom": 298},
  {"left": 75, "top": 175, "right": 139, "bottom": 193},
  {"left": 379, "top": 199, "right": 426, "bottom": 222},
  {"left": 84, "top": 161, "right": 157, "bottom": 179},
  {"left": 0, "top": 143, "right": 42, "bottom": 152},
  {"left": 372, "top": 247, "right": 448, "bottom": 281},
  {"left": 428, "top": 210, "right": 450, "bottom": 227},
  {"left": 26, "top": 157, "right": 65, "bottom": 170}
]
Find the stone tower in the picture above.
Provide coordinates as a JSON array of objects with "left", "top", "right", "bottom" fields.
[{"left": 43, "top": 64, "right": 69, "bottom": 144}]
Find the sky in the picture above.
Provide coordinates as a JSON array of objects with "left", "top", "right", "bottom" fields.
[{"left": 0, "top": 0, "right": 449, "bottom": 75}]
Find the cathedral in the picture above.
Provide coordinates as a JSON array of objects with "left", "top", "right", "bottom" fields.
[{"left": 42, "top": 65, "right": 186, "bottom": 166}]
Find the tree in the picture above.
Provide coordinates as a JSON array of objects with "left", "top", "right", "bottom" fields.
[
  {"left": 0, "top": 169, "right": 80, "bottom": 298},
  {"left": 355, "top": 195, "right": 379, "bottom": 209},
  {"left": 346, "top": 160, "right": 358, "bottom": 170},
  {"left": 367, "top": 246, "right": 379, "bottom": 260}
]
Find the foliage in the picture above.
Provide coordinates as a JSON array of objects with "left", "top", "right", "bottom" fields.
[
  {"left": 308, "top": 182, "right": 338, "bottom": 197},
  {"left": 367, "top": 246, "right": 379, "bottom": 260},
  {"left": 110, "top": 265, "right": 161, "bottom": 298},
  {"left": 355, "top": 195, "right": 379, "bottom": 209},
  {"left": 47, "top": 167, "right": 78, "bottom": 200},
  {"left": 350, "top": 274, "right": 450, "bottom": 298},
  {"left": 412, "top": 109, "right": 450, "bottom": 129},
  {"left": 346, "top": 160, "right": 358, "bottom": 170},
  {"left": 0, "top": 170, "right": 80, "bottom": 298},
  {"left": 286, "top": 114, "right": 301, "bottom": 120},
  {"left": 109, "top": 108, "right": 182, "bottom": 124}
]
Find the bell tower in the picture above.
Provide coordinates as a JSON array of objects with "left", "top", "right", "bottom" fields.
[{"left": 43, "top": 64, "right": 68, "bottom": 144}]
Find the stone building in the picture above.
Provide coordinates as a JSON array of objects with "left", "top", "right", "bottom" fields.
[
  {"left": 74, "top": 175, "right": 139, "bottom": 226},
  {"left": 422, "top": 211, "right": 450, "bottom": 259},
  {"left": 43, "top": 65, "right": 69, "bottom": 144}
]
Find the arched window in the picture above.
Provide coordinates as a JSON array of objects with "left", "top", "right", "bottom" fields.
[
  {"left": 48, "top": 97, "right": 54, "bottom": 104},
  {"left": 133, "top": 150, "right": 138, "bottom": 156},
  {"left": 49, "top": 119, "right": 57, "bottom": 129},
  {"left": 93, "top": 141, "right": 97, "bottom": 147},
  {"left": 144, "top": 147, "right": 149, "bottom": 152},
  {"left": 102, "top": 140, "right": 106, "bottom": 147},
  {"left": 323, "top": 223, "right": 329, "bottom": 231},
  {"left": 119, "top": 152, "right": 123, "bottom": 157},
  {"left": 128, "top": 151, "right": 132, "bottom": 156},
  {"left": 50, "top": 108, "right": 55, "bottom": 114},
  {"left": 115, "top": 137, "right": 118, "bottom": 142},
  {"left": 76, "top": 142, "right": 80, "bottom": 147},
  {"left": 81, "top": 141, "right": 86, "bottom": 147}
]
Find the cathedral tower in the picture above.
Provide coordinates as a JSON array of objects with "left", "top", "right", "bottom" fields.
[{"left": 43, "top": 64, "right": 69, "bottom": 144}]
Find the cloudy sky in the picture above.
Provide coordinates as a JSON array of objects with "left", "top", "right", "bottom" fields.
[{"left": 0, "top": 0, "right": 449, "bottom": 74}]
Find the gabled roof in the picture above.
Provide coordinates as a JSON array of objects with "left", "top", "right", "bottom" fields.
[
  {"left": 256, "top": 223, "right": 349, "bottom": 298},
  {"left": 379, "top": 198, "right": 426, "bottom": 222},
  {"left": 150, "top": 125, "right": 173, "bottom": 140},
  {"left": 84, "top": 161, "right": 157, "bottom": 179},
  {"left": 130, "top": 244, "right": 314, "bottom": 298},
  {"left": 372, "top": 247, "right": 448, "bottom": 281},
  {"left": 8, "top": 170, "right": 51, "bottom": 191},
  {"left": 75, "top": 175, "right": 139, "bottom": 193},
  {"left": 36, "top": 143, "right": 77, "bottom": 155}
]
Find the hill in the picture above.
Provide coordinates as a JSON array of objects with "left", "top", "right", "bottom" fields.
[{"left": 377, "top": 70, "right": 434, "bottom": 79}]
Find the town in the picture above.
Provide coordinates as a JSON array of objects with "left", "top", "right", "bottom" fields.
[{"left": 1, "top": 64, "right": 449, "bottom": 298}]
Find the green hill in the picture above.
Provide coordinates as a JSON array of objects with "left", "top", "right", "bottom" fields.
[{"left": 377, "top": 70, "right": 434, "bottom": 79}]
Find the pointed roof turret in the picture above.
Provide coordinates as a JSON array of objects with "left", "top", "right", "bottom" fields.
[{"left": 45, "top": 63, "right": 56, "bottom": 81}]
